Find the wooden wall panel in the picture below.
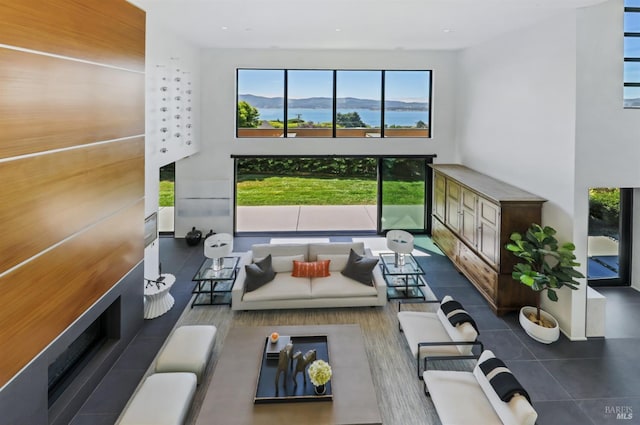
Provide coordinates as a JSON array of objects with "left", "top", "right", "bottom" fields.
[
  {"left": 0, "top": 138, "right": 144, "bottom": 274},
  {"left": 0, "top": 201, "right": 144, "bottom": 387},
  {"left": 0, "top": 0, "right": 145, "bottom": 71},
  {"left": 0, "top": 48, "right": 144, "bottom": 159}
]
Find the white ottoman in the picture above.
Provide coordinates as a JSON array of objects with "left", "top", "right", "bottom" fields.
[
  {"left": 119, "top": 372, "right": 196, "bottom": 425},
  {"left": 155, "top": 325, "right": 217, "bottom": 383}
]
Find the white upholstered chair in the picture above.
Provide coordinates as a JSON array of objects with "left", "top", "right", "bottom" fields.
[{"left": 398, "top": 295, "right": 483, "bottom": 378}]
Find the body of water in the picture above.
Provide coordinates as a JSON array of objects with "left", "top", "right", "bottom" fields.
[{"left": 257, "top": 108, "right": 429, "bottom": 127}]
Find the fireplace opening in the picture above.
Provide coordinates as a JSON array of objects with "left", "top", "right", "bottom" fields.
[{"left": 47, "top": 300, "right": 118, "bottom": 408}]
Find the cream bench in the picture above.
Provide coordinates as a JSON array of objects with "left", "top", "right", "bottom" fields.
[
  {"left": 155, "top": 325, "right": 217, "bottom": 383},
  {"left": 119, "top": 372, "right": 197, "bottom": 425},
  {"left": 424, "top": 350, "right": 537, "bottom": 425}
]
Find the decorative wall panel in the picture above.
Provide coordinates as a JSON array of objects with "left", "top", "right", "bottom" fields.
[
  {"left": 0, "top": 0, "right": 145, "bottom": 71},
  {"left": 0, "top": 48, "right": 144, "bottom": 159},
  {"left": 0, "top": 201, "right": 144, "bottom": 386},
  {"left": 0, "top": 0, "right": 145, "bottom": 394},
  {"left": 0, "top": 138, "right": 144, "bottom": 274}
]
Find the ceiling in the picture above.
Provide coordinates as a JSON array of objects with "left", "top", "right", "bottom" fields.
[{"left": 130, "top": 0, "right": 607, "bottom": 50}]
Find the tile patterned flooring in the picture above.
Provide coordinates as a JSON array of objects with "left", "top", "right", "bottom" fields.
[{"left": 71, "top": 235, "right": 640, "bottom": 425}]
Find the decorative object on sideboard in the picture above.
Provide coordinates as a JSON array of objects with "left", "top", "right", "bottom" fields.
[
  {"left": 185, "top": 227, "right": 202, "bottom": 246},
  {"left": 506, "top": 223, "right": 584, "bottom": 344}
]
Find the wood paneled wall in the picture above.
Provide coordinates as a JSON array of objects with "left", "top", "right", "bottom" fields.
[{"left": 0, "top": 0, "right": 145, "bottom": 388}]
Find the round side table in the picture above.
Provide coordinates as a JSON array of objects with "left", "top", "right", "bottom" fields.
[{"left": 144, "top": 273, "right": 176, "bottom": 319}]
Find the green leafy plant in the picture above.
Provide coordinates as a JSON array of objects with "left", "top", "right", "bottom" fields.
[{"left": 505, "top": 223, "right": 585, "bottom": 325}]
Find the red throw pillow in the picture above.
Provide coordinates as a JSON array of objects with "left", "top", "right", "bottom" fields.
[{"left": 292, "top": 260, "right": 331, "bottom": 278}]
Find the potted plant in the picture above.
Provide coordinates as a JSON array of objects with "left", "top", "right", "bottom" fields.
[{"left": 505, "top": 223, "right": 585, "bottom": 344}]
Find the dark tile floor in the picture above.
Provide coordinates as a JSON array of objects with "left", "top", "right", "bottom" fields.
[{"left": 71, "top": 235, "right": 640, "bottom": 425}]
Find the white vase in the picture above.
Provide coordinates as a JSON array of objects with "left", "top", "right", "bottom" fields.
[{"left": 519, "top": 306, "right": 560, "bottom": 344}]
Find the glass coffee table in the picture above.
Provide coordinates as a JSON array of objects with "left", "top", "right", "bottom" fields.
[
  {"left": 191, "top": 256, "right": 240, "bottom": 307},
  {"left": 379, "top": 253, "right": 427, "bottom": 301}
]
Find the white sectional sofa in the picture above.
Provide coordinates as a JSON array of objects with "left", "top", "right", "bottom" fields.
[{"left": 232, "top": 242, "right": 387, "bottom": 310}]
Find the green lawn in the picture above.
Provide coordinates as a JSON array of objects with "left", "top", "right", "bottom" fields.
[
  {"left": 238, "top": 176, "right": 376, "bottom": 205},
  {"left": 159, "top": 180, "right": 174, "bottom": 207},
  {"left": 160, "top": 176, "right": 424, "bottom": 207}
]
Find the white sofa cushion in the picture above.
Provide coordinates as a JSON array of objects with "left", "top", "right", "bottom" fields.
[
  {"left": 119, "top": 372, "right": 197, "bottom": 425},
  {"left": 424, "top": 370, "right": 502, "bottom": 425},
  {"left": 254, "top": 254, "right": 305, "bottom": 273},
  {"left": 241, "top": 273, "right": 312, "bottom": 302},
  {"left": 308, "top": 242, "right": 365, "bottom": 260},
  {"left": 311, "top": 273, "right": 378, "bottom": 298},
  {"left": 473, "top": 351, "right": 538, "bottom": 425},
  {"left": 317, "top": 254, "right": 349, "bottom": 271},
  {"left": 252, "top": 243, "right": 308, "bottom": 261},
  {"left": 155, "top": 325, "right": 217, "bottom": 383},
  {"left": 397, "top": 311, "right": 462, "bottom": 357}
]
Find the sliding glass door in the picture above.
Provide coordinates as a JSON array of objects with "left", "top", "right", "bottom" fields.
[
  {"left": 378, "top": 157, "right": 431, "bottom": 233},
  {"left": 587, "top": 187, "right": 632, "bottom": 286}
]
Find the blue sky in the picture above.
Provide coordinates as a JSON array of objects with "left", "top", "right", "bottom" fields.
[{"left": 238, "top": 69, "right": 430, "bottom": 102}]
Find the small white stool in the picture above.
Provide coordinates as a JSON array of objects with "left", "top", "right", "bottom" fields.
[
  {"left": 144, "top": 273, "right": 176, "bottom": 319},
  {"left": 155, "top": 325, "right": 217, "bottom": 383}
]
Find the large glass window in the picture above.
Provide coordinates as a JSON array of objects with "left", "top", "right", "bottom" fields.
[
  {"left": 384, "top": 71, "right": 431, "bottom": 138},
  {"left": 287, "top": 70, "right": 333, "bottom": 138},
  {"left": 624, "top": 0, "right": 640, "bottom": 108},
  {"left": 236, "top": 69, "right": 432, "bottom": 138},
  {"left": 237, "top": 69, "right": 285, "bottom": 136},
  {"left": 336, "top": 71, "right": 382, "bottom": 137}
]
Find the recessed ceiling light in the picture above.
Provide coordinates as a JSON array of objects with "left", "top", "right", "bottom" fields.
[
  {"left": 442, "top": 28, "right": 452, "bottom": 33},
  {"left": 221, "top": 26, "right": 228, "bottom": 30},
  {"left": 335, "top": 28, "right": 341, "bottom": 32}
]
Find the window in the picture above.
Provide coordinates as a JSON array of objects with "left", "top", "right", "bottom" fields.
[
  {"left": 287, "top": 70, "right": 333, "bottom": 138},
  {"left": 624, "top": 0, "right": 640, "bottom": 108},
  {"left": 236, "top": 69, "right": 432, "bottom": 138},
  {"left": 237, "top": 69, "right": 285, "bottom": 136}
]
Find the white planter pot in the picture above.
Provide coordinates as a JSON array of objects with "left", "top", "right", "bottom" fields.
[{"left": 519, "top": 306, "right": 560, "bottom": 344}]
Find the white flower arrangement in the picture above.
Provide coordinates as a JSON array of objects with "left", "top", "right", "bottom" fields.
[{"left": 308, "top": 359, "right": 332, "bottom": 386}]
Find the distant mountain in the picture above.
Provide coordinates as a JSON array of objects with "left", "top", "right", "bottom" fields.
[
  {"left": 238, "top": 94, "right": 428, "bottom": 111},
  {"left": 624, "top": 98, "right": 640, "bottom": 108}
]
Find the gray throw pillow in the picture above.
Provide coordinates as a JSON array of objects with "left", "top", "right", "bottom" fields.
[
  {"left": 245, "top": 254, "right": 276, "bottom": 292},
  {"left": 341, "top": 249, "right": 378, "bottom": 286}
]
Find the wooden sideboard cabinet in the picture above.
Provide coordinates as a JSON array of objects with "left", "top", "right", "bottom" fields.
[{"left": 430, "top": 164, "right": 547, "bottom": 315}]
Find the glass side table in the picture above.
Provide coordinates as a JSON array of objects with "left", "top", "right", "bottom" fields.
[
  {"left": 191, "top": 256, "right": 240, "bottom": 307},
  {"left": 379, "top": 253, "right": 427, "bottom": 301}
]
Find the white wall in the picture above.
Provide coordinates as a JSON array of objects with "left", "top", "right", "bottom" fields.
[
  {"left": 456, "top": 12, "right": 584, "bottom": 338},
  {"left": 575, "top": 0, "right": 640, "bottom": 295},
  {"left": 456, "top": 0, "right": 640, "bottom": 339},
  {"left": 144, "top": 13, "right": 201, "bottom": 278},
  {"left": 175, "top": 48, "right": 459, "bottom": 236}
]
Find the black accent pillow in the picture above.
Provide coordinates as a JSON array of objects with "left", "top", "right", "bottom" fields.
[
  {"left": 479, "top": 357, "right": 531, "bottom": 403},
  {"left": 245, "top": 254, "right": 276, "bottom": 292},
  {"left": 341, "top": 249, "right": 378, "bottom": 286}
]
